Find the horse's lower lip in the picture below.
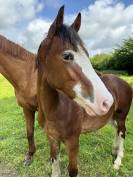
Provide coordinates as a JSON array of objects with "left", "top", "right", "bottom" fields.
[
  {"left": 84, "top": 104, "right": 96, "bottom": 116},
  {"left": 74, "top": 97, "right": 97, "bottom": 116}
]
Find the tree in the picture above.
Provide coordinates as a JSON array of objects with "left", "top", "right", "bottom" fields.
[
  {"left": 110, "top": 38, "right": 133, "bottom": 73},
  {"left": 91, "top": 53, "right": 112, "bottom": 70}
]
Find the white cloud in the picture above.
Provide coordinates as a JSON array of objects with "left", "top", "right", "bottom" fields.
[
  {"left": 78, "top": 0, "right": 133, "bottom": 55},
  {"left": 18, "top": 18, "right": 51, "bottom": 52},
  {"left": 0, "top": 0, "right": 43, "bottom": 28},
  {"left": 0, "top": 0, "right": 133, "bottom": 56}
]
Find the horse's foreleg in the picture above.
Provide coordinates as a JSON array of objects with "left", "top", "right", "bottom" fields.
[
  {"left": 23, "top": 107, "right": 36, "bottom": 165},
  {"left": 112, "top": 118, "right": 126, "bottom": 170},
  {"left": 112, "top": 120, "right": 119, "bottom": 156},
  {"left": 66, "top": 136, "right": 79, "bottom": 177},
  {"left": 48, "top": 138, "right": 61, "bottom": 177}
]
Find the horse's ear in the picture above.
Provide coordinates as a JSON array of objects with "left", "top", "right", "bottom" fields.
[
  {"left": 48, "top": 5, "right": 64, "bottom": 38},
  {"left": 70, "top": 13, "right": 81, "bottom": 32}
]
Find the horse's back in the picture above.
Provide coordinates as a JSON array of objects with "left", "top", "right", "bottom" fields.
[{"left": 101, "top": 74, "right": 132, "bottom": 116}]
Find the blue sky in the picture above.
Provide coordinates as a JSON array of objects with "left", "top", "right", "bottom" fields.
[
  {"left": 38, "top": 0, "right": 132, "bottom": 19},
  {"left": 0, "top": 0, "right": 133, "bottom": 55},
  {"left": 38, "top": 0, "right": 95, "bottom": 19}
]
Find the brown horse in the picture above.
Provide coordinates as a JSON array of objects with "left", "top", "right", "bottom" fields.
[
  {"left": 37, "top": 6, "right": 132, "bottom": 177},
  {"left": 0, "top": 35, "right": 37, "bottom": 165}
]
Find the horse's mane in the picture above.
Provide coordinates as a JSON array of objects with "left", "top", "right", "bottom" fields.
[{"left": 0, "top": 35, "right": 35, "bottom": 61}]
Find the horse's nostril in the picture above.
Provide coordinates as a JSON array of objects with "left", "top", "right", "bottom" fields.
[
  {"left": 101, "top": 100, "right": 110, "bottom": 113},
  {"left": 103, "top": 100, "right": 109, "bottom": 108}
]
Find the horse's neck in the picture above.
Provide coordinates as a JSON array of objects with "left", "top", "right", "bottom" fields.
[
  {"left": 38, "top": 74, "right": 59, "bottom": 116},
  {"left": 0, "top": 52, "right": 37, "bottom": 91}
]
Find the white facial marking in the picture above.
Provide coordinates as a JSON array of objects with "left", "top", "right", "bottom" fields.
[
  {"left": 113, "top": 131, "right": 124, "bottom": 170},
  {"left": 65, "top": 46, "right": 113, "bottom": 116},
  {"left": 73, "top": 82, "right": 82, "bottom": 97},
  {"left": 71, "top": 46, "right": 110, "bottom": 94},
  {"left": 73, "top": 83, "right": 96, "bottom": 116},
  {"left": 51, "top": 155, "right": 61, "bottom": 177}
]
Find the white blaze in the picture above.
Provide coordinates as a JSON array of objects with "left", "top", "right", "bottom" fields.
[{"left": 65, "top": 47, "right": 114, "bottom": 116}]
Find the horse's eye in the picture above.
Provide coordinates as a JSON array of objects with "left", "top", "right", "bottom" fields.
[{"left": 63, "top": 52, "right": 74, "bottom": 61}]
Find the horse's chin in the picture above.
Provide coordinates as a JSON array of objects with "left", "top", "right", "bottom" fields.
[
  {"left": 84, "top": 105, "right": 97, "bottom": 117},
  {"left": 73, "top": 97, "right": 97, "bottom": 117}
]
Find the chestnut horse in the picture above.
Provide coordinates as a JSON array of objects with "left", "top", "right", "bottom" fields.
[
  {"left": 37, "top": 6, "right": 132, "bottom": 177},
  {"left": 0, "top": 35, "right": 37, "bottom": 165}
]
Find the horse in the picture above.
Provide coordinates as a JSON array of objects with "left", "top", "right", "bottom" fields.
[
  {"left": 36, "top": 6, "right": 133, "bottom": 177},
  {"left": 0, "top": 35, "right": 37, "bottom": 165}
]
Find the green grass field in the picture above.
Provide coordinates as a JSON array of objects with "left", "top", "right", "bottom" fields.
[{"left": 0, "top": 74, "right": 133, "bottom": 177}]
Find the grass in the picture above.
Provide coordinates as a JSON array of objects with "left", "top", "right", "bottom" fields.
[{"left": 0, "top": 73, "right": 133, "bottom": 177}]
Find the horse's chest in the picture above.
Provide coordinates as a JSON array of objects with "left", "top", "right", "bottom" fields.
[{"left": 45, "top": 120, "right": 61, "bottom": 141}]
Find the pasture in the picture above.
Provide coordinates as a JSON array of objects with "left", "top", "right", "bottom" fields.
[{"left": 0, "top": 74, "right": 133, "bottom": 177}]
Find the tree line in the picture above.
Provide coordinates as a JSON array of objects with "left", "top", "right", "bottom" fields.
[{"left": 91, "top": 38, "right": 133, "bottom": 74}]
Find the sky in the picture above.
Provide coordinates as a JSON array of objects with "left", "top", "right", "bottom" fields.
[{"left": 0, "top": 0, "right": 132, "bottom": 56}]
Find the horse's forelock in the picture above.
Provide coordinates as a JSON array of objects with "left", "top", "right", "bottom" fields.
[
  {"left": 56, "top": 24, "right": 88, "bottom": 56},
  {"left": 37, "top": 24, "right": 89, "bottom": 65}
]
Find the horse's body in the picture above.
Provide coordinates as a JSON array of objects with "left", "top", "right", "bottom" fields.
[
  {"left": 0, "top": 12, "right": 132, "bottom": 175},
  {"left": 37, "top": 6, "right": 132, "bottom": 177},
  {"left": 0, "top": 32, "right": 132, "bottom": 174},
  {"left": 0, "top": 35, "right": 37, "bottom": 164}
]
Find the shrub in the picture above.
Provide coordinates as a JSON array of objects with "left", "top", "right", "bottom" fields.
[
  {"left": 91, "top": 38, "right": 133, "bottom": 73},
  {"left": 110, "top": 38, "right": 133, "bottom": 73},
  {"left": 91, "top": 53, "right": 112, "bottom": 70}
]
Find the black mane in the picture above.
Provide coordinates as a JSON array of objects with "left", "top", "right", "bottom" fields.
[
  {"left": 36, "top": 24, "right": 89, "bottom": 68},
  {"left": 56, "top": 24, "right": 89, "bottom": 56}
]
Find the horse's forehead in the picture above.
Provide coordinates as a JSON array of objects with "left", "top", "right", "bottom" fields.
[{"left": 51, "top": 33, "right": 80, "bottom": 51}]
